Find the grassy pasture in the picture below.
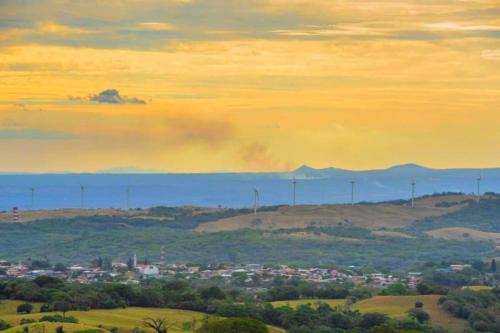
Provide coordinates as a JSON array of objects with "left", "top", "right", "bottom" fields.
[
  {"left": 352, "top": 295, "right": 467, "bottom": 331},
  {"left": 0, "top": 301, "right": 284, "bottom": 333},
  {"left": 271, "top": 299, "right": 346, "bottom": 308},
  {"left": 195, "top": 195, "right": 469, "bottom": 232},
  {"left": 0, "top": 300, "right": 43, "bottom": 316},
  {"left": 426, "top": 227, "right": 500, "bottom": 244},
  {"left": 2, "top": 322, "right": 108, "bottom": 333}
]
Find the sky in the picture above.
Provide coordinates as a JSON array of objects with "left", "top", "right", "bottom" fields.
[{"left": 0, "top": 0, "right": 499, "bottom": 173}]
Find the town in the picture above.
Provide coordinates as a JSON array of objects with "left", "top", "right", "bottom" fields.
[{"left": 2, "top": 256, "right": 486, "bottom": 290}]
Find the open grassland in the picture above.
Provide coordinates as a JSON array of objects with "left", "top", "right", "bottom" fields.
[
  {"left": 271, "top": 299, "right": 346, "bottom": 308},
  {"left": 2, "top": 322, "right": 108, "bottom": 333},
  {"left": 196, "top": 195, "right": 470, "bottom": 232},
  {"left": 352, "top": 295, "right": 467, "bottom": 331},
  {"left": 0, "top": 300, "right": 43, "bottom": 316},
  {"left": 426, "top": 227, "right": 500, "bottom": 244},
  {"left": 0, "top": 301, "right": 284, "bottom": 333},
  {"left": 263, "top": 231, "right": 364, "bottom": 242},
  {"left": 0, "top": 209, "right": 140, "bottom": 223},
  {"left": 371, "top": 230, "right": 415, "bottom": 239}
]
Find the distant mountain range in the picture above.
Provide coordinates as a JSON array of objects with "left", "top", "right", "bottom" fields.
[{"left": 0, "top": 164, "right": 498, "bottom": 210}]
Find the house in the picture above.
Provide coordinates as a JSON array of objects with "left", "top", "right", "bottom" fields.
[{"left": 137, "top": 264, "right": 160, "bottom": 276}]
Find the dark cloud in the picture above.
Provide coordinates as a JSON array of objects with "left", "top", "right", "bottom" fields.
[{"left": 89, "top": 89, "right": 146, "bottom": 104}]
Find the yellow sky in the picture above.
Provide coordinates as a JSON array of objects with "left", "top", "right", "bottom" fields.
[{"left": 0, "top": 0, "right": 499, "bottom": 172}]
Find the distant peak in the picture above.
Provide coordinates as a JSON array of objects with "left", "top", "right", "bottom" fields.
[
  {"left": 294, "top": 165, "right": 316, "bottom": 173},
  {"left": 388, "top": 163, "right": 429, "bottom": 170}
]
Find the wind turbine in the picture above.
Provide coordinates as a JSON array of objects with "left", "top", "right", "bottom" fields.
[
  {"left": 29, "top": 187, "right": 35, "bottom": 209},
  {"left": 350, "top": 180, "right": 356, "bottom": 205},
  {"left": 126, "top": 185, "right": 131, "bottom": 210},
  {"left": 411, "top": 180, "right": 416, "bottom": 208},
  {"left": 292, "top": 178, "right": 297, "bottom": 206},
  {"left": 476, "top": 175, "right": 482, "bottom": 203},
  {"left": 253, "top": 188, "right": 260, "bottom": 216},
  {"left": 80, "top": 185, "right": 85, "bottom": 209}
]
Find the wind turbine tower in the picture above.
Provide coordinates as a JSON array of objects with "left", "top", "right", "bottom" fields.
[
  {"left": 350, "top": 180, "right": 356, "bottom": 205},
  {"left": 126, "top": 185, "right": 131, "bottom": 210},
  {"left": 80, "top": 185, "right": 85, "bottom": 209},
  {"left": 476, "top": 176, "right": 482, "bottom": 203},
  {"left": 29, "top": 187, "right": 35, "bottom": 209},
  {"left": 292, "top": 178, "right": 297, "bottom": 206},
  {"left": 253, "top": 188, "right": 260, "bottom": 216},
  {"left": 411, "top": 180, "right": 416, "bottom": 208}
]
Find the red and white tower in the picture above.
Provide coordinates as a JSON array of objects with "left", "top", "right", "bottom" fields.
[{"left": 12, "top": 207, "right": 19, "bottom": 222}]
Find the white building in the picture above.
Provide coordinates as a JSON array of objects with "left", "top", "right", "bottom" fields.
[{"left": 137, "top": 264, "right": 160, "bottom": 276}]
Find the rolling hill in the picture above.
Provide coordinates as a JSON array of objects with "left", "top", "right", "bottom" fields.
[
  {"left": 0, "top": 301, "right": 285, "bottom": 333},
  {"left": 195, "top": 194, "right": 471, "bottom": 232}
]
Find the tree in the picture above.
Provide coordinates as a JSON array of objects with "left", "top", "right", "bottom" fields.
[
  {"left": 491, "top": 259, "right": 497, "bottom": 273},
  {"left": 17, "top": 303, "right": 34, "bottom": 314},
  {"left": 52, "top": 299, "right": 72, "bottom": 318},
  {"left": 0, "top": 320, "right": 12, "bottom": 331},
  {"left": 382, "top": 283, "right": 407, "bottom": 296},
  {"left": 359, "top": 313, "right": 388, "bottom": 329},
  {"left": 53, "top": 263, "right": 67, "bottom": 272},
  {"left": 196, "top": 317, "right": 268, "bottom": 333},
  {"left": 127, "top": 257, "right": 134, "bottom": 270},
  {"left": 408, "top": 308, "right": 430, "bottom": 324},
  {"left": 143, "top": 317, "right": 172, "bottom": 333},
  {"left": 200, "top": 286, "right": 226, "bottom": 300}
]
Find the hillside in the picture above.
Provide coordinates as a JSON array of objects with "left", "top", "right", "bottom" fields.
[
  {"left": 0, "top": 208, "right": 141, "bottom": 223},
  {"left": 0, "top": 194, "right": 499, "bottom": 270},
  {"left": 0, "top": 301, "right": 285, "bottom": 333},
  {"left": 195, "top": 194, "right": 471, "bottom": 232},
  {"left": 271, "top": 295, "right": 467, "bottom": 331}
]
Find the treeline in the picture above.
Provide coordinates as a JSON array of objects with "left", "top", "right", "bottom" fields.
[
  {"left": 0, "top": 277, "right": 447, "bottom": 333},
  {"left": 439, "top": 288, "right": 500, "bottom": 332},
  {"left": 148, "top": 205, "right": 283, "bottom": 229}
]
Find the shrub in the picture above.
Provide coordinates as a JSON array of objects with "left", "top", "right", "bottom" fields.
[
  {"left": 20, "top": 319, "right": 36, "bottom": 325},
  {"left": 408, "top": 308, "right": 430, "bottom": 323},
  {"left": 17, "top": 303, "right": 34, "bottom": 314},
  {"left": 359, "top": 313, "right": 388, "bottom": 329},
  {"left": 196, "top": 317, "right": 268, "bottom": 333},
  {"left": 39, "top": 315, "right": 78, "bottom": 323},
  {"left": 0, "top": 320, "right": 12, "bottom": 331}
]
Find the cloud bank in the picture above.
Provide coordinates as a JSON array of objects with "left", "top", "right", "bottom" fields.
[{"left": 88, "top": 89, "right": 146, "bottom": 104}]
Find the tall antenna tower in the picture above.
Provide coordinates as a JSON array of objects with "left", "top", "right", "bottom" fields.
[
  {"left": 292, "top": 178, "right": 297, "bottom": 206},
  {"left": 411, "top": 180, "right": 416, "bottom": 208},
  {"left": 80, "top": 185, "right": 85, "bottom": 209},
  {"left": 476, "top": 175, "right": 482, "bottom": 203},
  {"left": 29, "top": 187, "right": 35, "bottom": 209},
  {"left": 350, "top": 180, "right": 356, "bottom": 205},
  {"left": 253, "top": 188, "right": 260, "bottom": 216}
]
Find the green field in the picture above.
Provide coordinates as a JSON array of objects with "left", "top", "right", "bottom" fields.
[
  {"left": 0, "top": 301, "right": 285, "bottom": 333},
  {"left": 271, "top": 299, "right": 346, "bottom": 308},
  {"left": 272, "top": 295, "right": 467, "bottom": 331},
  {"left": 2, "top": 322, "right": 108, "bottom": 333},
  {"left": 352, "top": 295, "right": 467, "bottom": 331},
  {"left": 0, "top": 301, "right": 43, "bottom": 316}
]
